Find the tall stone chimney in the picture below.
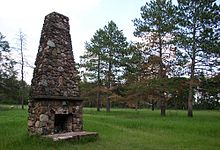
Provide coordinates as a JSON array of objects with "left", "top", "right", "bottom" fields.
[
  {"left": 31, "top": 12, "right": 79, "bottom": 98},
  {"left": 28, "top": 12, "right": 83, "bottom": 135}
]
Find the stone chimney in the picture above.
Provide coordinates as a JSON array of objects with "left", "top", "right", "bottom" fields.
[
  {"left": 28, "top": 12, "right": 83, "bottom": 135},
  {"left": 30, "top": 12, "right": 80, "bottom": 98}
]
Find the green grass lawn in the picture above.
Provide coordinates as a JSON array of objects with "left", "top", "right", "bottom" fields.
[{"left": 0, "top": 106, "right": 219, "bottom": 150}]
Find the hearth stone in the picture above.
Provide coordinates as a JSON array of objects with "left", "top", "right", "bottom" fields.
[{"left": 45, "top": 131, "right": 98, "bottom": 141}]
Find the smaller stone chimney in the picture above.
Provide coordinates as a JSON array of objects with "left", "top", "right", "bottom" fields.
[{"left": 28, "top": 12, "right": 83, "bottom": 135}]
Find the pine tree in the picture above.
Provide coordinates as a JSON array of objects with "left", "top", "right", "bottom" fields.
[
  {"left": 81, "top": 21, "right": 128, "bottom": 112},
  {"left": 0, "top": 33, "right": 17, "bottom": 79},
  {"left": 80, "top": 28, "right": 106, "bottom": 111},
  {"left": 133, "top": 0, "right": 177, "bottom": 116},
  {"left": 0, "top": 32, "right": 19, "bottom": 103},
  {"left": 176, "top": 0, "right": 220, "bottom": 117}
]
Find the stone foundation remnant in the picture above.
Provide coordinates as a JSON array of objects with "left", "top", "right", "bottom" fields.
[{"left": 28, "top": 12, "right": 97, "bottom": 140}]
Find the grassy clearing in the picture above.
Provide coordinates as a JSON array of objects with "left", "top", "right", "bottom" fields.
[{"left": 0, "top": 106, "right": 219, "bottom": 150}]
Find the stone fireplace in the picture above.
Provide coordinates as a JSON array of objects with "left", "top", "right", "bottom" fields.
[{"left": 28, "top": 12, "right": 83, "bottom": 135}]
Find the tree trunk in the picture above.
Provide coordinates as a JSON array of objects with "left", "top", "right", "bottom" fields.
[
  {"left": 97, "top": 92, "right": 101, "bottom": 111},
  {"left": 97, "top": 55, "right": 101, "bottom": 111},
  {"left": 21, "top": 82, "right": 24, "bottom": 109},
  {"left": 135, "top": 101, "right": 139, "bottom": 111},
  {"left": 188, "top": 57, "right": 195, "bottom": 117},
  {"left": 20, "top": 33, "right": 24, "bottom": 110},
  {"left": 159, "top": 33, "right": 166, "bottom": 117},
  {"left": 187, "top": 6, "right": 197, "bottom": 117},
  {"left": 160, "top": 97, "right": 166, "bottom": 116},
  {"left": 106, "top": 50, "right": 112, "bottom": 112},
  {"left": 152, "top": 104, "right": 155, "bottom": 111},
  {"left": 151, "top": 100, "right": 155, "bottom": 111},
  {"left": 106, "top": 97, "right": 110, "bottom": 112},
  {"left": 188, "top": 82, "right": 193, "bottom": 117},
  {"left": 21, "top": 64, "right": 24, "bottom": 110}
]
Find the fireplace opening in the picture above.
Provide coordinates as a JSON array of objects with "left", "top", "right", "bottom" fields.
[{"left": 54, "top": 114, "right": 72, "bottom": 133}]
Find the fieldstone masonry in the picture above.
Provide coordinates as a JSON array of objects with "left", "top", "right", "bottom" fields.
[{"left": 28, "top": 12, "right": 83, "bottom": 135}]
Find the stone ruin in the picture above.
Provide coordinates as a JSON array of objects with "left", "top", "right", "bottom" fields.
[{"left": 28, "top": 12, "right": 97, "bottom": 139}]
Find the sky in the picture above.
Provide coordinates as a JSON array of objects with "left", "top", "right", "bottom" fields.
[
  {"left": 0, "top": 0, "right": 147, "bottom": 84},
  {"left": 0, "top": 0, "right": 219, "bottom": 84}
]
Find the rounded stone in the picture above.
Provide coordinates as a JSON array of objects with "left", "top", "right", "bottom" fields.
[
  {"left": 52, "top": 50, "right": 57, "bottom": 56},
  {"left": 61, "top": 53, "right": 66, "bottom": 57},
  {"left": 39, "top": 79, "right": 47, "bottom": 86},
  {"left": 47, "top": 40, "right": 56, "bottom": 47},
  {"left": 28, "top": 120, "right": 34, "bottom": 127},
  {"left": 36, "top": 128, "right": 43, "bottom": 135},
  {"left": 39, "top": 121, "right": 47, "bottom": 127},
  {"left": 58, "top": 66, "right": 64, "bottom": 72},
  {"left": 35, "top": 121, "right": 40, "bottom": 128},
  {"left": 39, "top": 114, "right": 49, "bottom": 122}
]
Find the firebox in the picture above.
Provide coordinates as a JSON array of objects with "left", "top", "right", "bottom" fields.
[{"left": 54, "top": 114, "right": 72, "bottom": 133}]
